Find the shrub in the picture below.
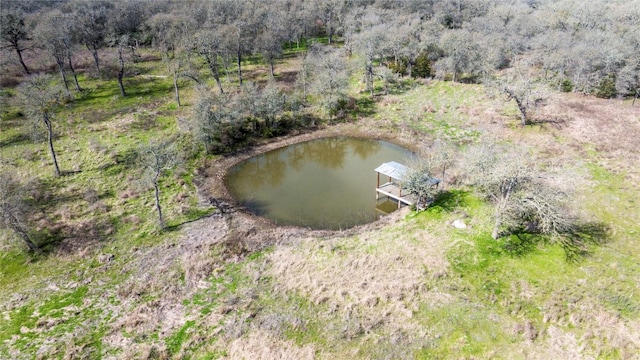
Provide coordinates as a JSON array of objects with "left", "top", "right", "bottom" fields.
[
  {"left": 413, "top": 51, "right": 432, "bottom": 78},
  {"left": 594, "top": 75, "right": 616, "bottom": 98},
  {"left": 388, "top": 58, "right": 407, "bottom": 76},
  {"left": 560, "top": 79, "right": 574, "bottom": 93}
]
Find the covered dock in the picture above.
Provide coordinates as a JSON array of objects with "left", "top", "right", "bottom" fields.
[
  {"left": 374, "top": 161, "right": 441, "bottom": 209},
  {"left": 374, "top": 161, "right": 416, "bottom": 208}
]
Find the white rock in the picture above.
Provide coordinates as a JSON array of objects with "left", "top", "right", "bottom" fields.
[{"left": 453, "top": 219, "right": 467, "bottom": 229}]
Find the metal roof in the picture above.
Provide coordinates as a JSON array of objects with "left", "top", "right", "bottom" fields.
[
  {"left": 374, "top": 161, "right": 442, "bottom": 185},
  {"left": 374, "top": 161, "right": 409, "bottom": 181}
]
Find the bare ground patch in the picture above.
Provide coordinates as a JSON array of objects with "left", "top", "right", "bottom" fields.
[
  {"left": 538, "top": 94, "right": 640, "bottom": 184},
  {"left": 224, "top": 330, "right": 316, "bottom": 360}
]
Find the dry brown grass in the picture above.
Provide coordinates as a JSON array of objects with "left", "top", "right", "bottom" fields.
[
  {"left": 266, "top": 210, "right": 453, "bottom": 343},
  {"left": 224, "top": 330, "right": 316, "bottom": 360},
  {"left": 534, "top": 94, "right": 640, "bottom": 184}
]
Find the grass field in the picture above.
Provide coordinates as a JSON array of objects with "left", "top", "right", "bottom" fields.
[{"left": 1, "top": 46, "right": 639, "bottom": 359}]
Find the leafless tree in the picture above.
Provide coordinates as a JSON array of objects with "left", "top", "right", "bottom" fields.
[
  {"left": 138, "top": 140, "right": 178, "bottom": 230},
  {"left": 462, "top": 143, "right": 593, "bottom": 256},
  {"left": 71, "top": 0, "right": 113, "bottom": 77},
  {"left": 107, "top": 34, "right": 131, "bottom": 97},
  {"left": 0, "top": 8, "right": 31, "bottom": 74},
  {"left": 353, "top": 10, "right": 389, "bottom": 97},
  {"left": 305, "top": 45, "right": 350, "bottom": 122},
  {"left": 0, "top": 171, "right": 40, "bottom": 253},
  {"left": 17, "top": 74, "right": 65, "bottom": 177},
  {"left": 146, "top": 12, "right": 200, "bottom": 106},
  {"left": 33, "top": 10, "right": 74, "bottom": 97},
  {"left": 255, "top": 8, "right": 287, "bottom": 78},
  {"left": 193, "top": 29, "right": 225, "bottom": 94},
  {"left": 489, "top": 61, "right": 549, "bottom": 126},
  {"left": 437, "top": 29, "right": 483, "bottom": 82}
]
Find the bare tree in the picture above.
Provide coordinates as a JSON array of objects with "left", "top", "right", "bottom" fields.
[
  {"left": 462, "top": 143, "right": 592, "bottom": 255},
  {"left": 489, "top": 61, "right": 548, "bottom": 126},
  {"left": 314, "top": 0, "right": 348, "bottom": 45},
  {"left": 255, "top": 80, "right": 287, "bottom": 131},
  {"left": 305, "top": 45, "right": 350, "bottom": 122},
  {"left": 403, "top": 143, "right": 453, "bottom": 210},
  {"left": 221, "top": 21, "right": 251, "bottom": 86},
  {"left": 255, "top": 9, "right": 287, "bottom": 79},
  {"left": 192, "top": 87, "right": 236, "bottom": 153},
  {"left": 166, "top": 51, "right": 200, "bottom": 107},
  {"left": 0, "top": 172, "right": 40, "bottom": 253},
  {"left": 0, "top": 8, "right": 31, "bottom": 74},
  {"left": 194, "top": 29, "right": 225, "bottom": 94},
  {"left": 107, "top": 34, "right": 130, "bottom": 97},
  {"left": 616, "top": 62, "right": 640, "bottom": 105},
  {"left": 463, "top": 144, "right": 533, "bottom": 240},
  {"left": 33, "top": 10, "right": 75, "bottom": 97},
  {"left": 437, "top": 28, "right": 483, "bottom": 82},
  {"left": 146, "top": 12, "right": 200, "bottom": 106},
  {"left": 17, "top": 74, "right": 65, "bottom": 177},
  {"left": 403, "top": 165, "right": 442, "bottom": 211},
  {"left": 138, "top": 140, "right": 178, "bottom": 230},
  {"left": 72, "top": 0, "right": 113, "bottom": 77},
  {"left": 353, "top": 10, "right": 389, "bottom": 97}
]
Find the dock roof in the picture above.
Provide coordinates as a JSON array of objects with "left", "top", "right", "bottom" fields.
[{"left": 374, "top": 161, "right": 409, "bottom": 181}]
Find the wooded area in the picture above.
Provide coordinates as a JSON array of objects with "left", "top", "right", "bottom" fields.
[
  {"left": 1, "top": 1, "right": 639, "bottom": 359},
  {"left": 2, "top": 0, "right": 638, "bottom": 98}
]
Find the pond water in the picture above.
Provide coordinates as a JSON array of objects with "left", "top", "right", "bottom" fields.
[{"left": 225, "top": 137, "right": 414, "bottom": 230}]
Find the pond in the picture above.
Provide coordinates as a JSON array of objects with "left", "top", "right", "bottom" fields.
[{"left": 225, "top": 137, "right": 414, "bottom": 230}]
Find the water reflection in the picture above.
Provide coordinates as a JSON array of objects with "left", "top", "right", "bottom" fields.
[{"left": 226, "top": 137, "right": 412, "bottom": 229}]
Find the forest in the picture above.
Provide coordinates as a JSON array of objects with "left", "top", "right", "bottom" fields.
[{"left": 1, "top": 0, "right": 639, "bottom": 359}]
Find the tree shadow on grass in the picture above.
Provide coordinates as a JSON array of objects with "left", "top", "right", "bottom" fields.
[
  {"left": 378, "top": 77, "right": 418, "bottom": 97},
  {"left": 428, "top": 190, "right": 469, "bottom": 213},
  {"left": 530, "top": 114, "right": 569, "bottom": 129},
  {"left": 30, "top": 216, "right": 116, "bottom": 256},
  {"left": 164, "top": 199, "right": 233, "bottom": 231},
  {"left": 351, "top": 96, "right": 376, "bottom": 118},
  {"left": 563, "top": 221, "right": 611, "bottom": 261},
  {"left": 0, "top": 132, "right": 31, "bottom": 148},
  {"left": 500, "top": 221, "right": 611, "bottom": 261},
  {"left": 502, "top": 233, "right": 541, "bottom": 257}
]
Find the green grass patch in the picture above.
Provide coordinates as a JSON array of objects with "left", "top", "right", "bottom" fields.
[
  {"left": 0, "top": 303, "right": 37, "bottom": 343},
  {"left": 39, "top": 285, "right": 88, "bottom": 317},
  {"left": 0, "top": 251, "right": 30, "bottom": 288},
  {"left": 166, "top": 320, "right": 196, "bottom": 355},
  {"left": 415, "top": 302, "right": 516, "bottom": 358}
]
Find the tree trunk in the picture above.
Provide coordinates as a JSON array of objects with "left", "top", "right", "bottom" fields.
[
  {"left": 237, "top": 50, "right": 243, "bottom": 85},
  {"left": 367, "top": 61, "right": 374, "bottom": 97},
  {"left": 87, "top": 42, "right": 100, "bottom": 77},
  {"left": 205, "top": 54, "right": 223, "bottom": 94},
  {"left": 16, "top": 47, "right": 30, "bottom": 75},
  {"left": 130, "top": 39, "right": 139, "bottom": 62},
  {"left": 67, "top": 53, "right": 82, "bottom": 91},
  {"left": 269, "top": 58, "right": 275, "bottom": 79},
  {"left": 117, "top": 47, "right": 126, "bottom": 96},
  {"left": 173, "top": 75, "right": 181, "bottom": 107},
  {"left": 301, "top": 67, "right": 307, "bottom": 99},
  {"left": 44, "top": 115, "right": 61, "bottom": 177},
  {"left": 514, "top": 97, "right": 528, "bottom": 126},
  {"left": 7, "top": 213, "right": 40, "bottom": 253},
  {"left": 491, "top": 217, "right": 501, "bottom": 240},
  {"left": 57, "top": 59, "right": 71, "bottom": 98},
  {"left": 153, "top": 180, "right": 164, "bottom": 229},
  {"left": 505, "top": 88, "right": 528, "bottom": 126},
  {"left": 327, "top": 12, "right": 333, "bottom": 44}
]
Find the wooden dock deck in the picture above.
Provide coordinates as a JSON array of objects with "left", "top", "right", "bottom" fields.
[{"left": 376, "top": 182, "right": 416, "bottom": 208}]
